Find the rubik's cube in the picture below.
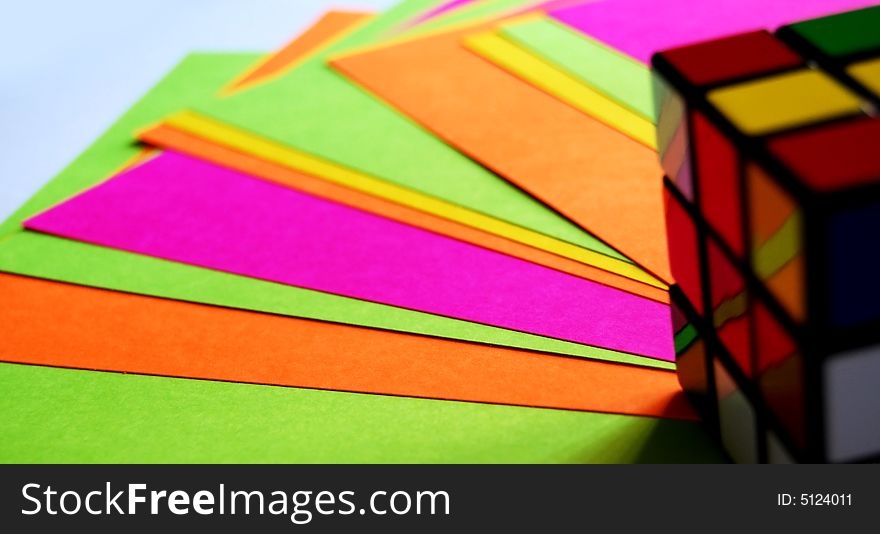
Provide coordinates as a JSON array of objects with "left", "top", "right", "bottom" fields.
[{"left": 652, "top": 5, "right": 880, "bottom": 463}]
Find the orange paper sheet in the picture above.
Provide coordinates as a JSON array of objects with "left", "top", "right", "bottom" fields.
[
  {"left": 141, "top": 124, "right": 666, "bottom": 303},
  {"left": 332, "top": 27, "right": 672, "bottom": 282},
  {"left": 226, "top": 10, "right": 372, "bottom": 93},
  {"left": 0, "top": 273, "right": 692, "bottom": 420}
]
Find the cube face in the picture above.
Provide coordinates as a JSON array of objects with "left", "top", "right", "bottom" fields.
[
  {"left": 692, "top": 111, "right": 745, "bottom": 256},
  {"left": 767, "top": 116, "right": 880, "bottom": 192},
  {"left": 677, "top": 336, "right": 709, "bottom": 403},
  {"left": 781, "top": 5, "right": 880, "bottom": 58},
  {"left": 828, "top": 201, "right": 880, "bottom": 327},
  {"left": 706, "top": 238, "right": 752, "bottom": 376},
  {"left": 848, "top": 58, "right": 880, "bottom": 96},
  {"left": 776, "top": 5, "right": 880, "bottom": 109},
  {"left": 745, "top": 163, "right": 806, "bottom": 323},
  {"left": 655, "top": 78, "right": 694, "bottom": 201},
  {"left": 713, "top": 355, "right": 759, "bottom": 463},
  {"left": 765, "top": 116, "right": 880, "bottom": 328},
  {"left": 660, "top": 30, "right": 803, "bottom": 87},
  {"left": 824, "top": 344, "right": 880, "bottom": 462},
  {"left": 707, "top": 69, "right": 863, "bottom": 136},
  {"left": 753, "top": 300, "right": 806, "bottom": 451},
  {"left": 670, "top": 286, "right": 713, "bottom": 413},
  {"left": 766, "top": 430, "right": 797, "bottom": 464},
  {"left": 653, "top": 5, "right": 880, "bottom": 462},
  {"left": 664, "top": 186, "right": 704, "bottom": 315}
]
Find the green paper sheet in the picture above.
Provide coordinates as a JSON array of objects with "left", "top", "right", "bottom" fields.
[
  {"left": 0, "top": 53, "right": 671, "bottom": 370},
  {"left": 412, "top": 0, "right": 532, "bottom": 32},
  {"left": 0, "top": 363, "right": 723, "bottom": 463},
  {"left": 188, "top": 0, "right": 631, "bottom": 263},
  {"left": 498, "top": 17, "right": 656, "bottom": 120}
]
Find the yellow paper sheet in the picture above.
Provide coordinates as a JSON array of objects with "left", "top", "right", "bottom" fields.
[{"left": 465, "top": 30, "right": 656, "bottom": 148}]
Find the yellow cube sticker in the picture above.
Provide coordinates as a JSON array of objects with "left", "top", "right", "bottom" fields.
[
  {"left": 848, "top": 57, "right": 880, "bottom": 97},
  {"left": 708, "top": 69, "right": 863, "bottom": 136}
]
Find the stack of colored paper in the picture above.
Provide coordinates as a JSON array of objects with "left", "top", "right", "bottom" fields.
[{"left": 2, "top": 0, "right": 870, "bottom": 463}]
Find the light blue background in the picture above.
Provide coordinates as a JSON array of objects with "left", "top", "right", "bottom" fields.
[{"left": 0, "top": 0, "right": 394, "bottom": 221}]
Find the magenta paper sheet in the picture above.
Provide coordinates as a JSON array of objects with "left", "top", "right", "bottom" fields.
[
  {"left": 25, "top": 152, "right": 674, "bottom": 361},
  {"left": 550, "top": 0, "right": 877, "bottom": 64}
]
